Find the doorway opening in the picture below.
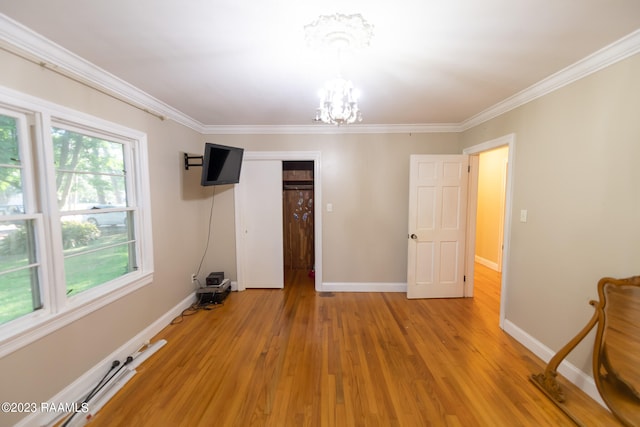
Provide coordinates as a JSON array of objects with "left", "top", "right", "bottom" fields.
[
  {"left": 473, "top": 147, "right": 508, "bottom": 315},
  {"left": 282, "top": 161, "right": 315, "bottom": 286},
  {"left": 464, "top": 133, "right": 515, "bottom": 329},
  {"left": 235, "top": 151, "right": 322, "bottom": 292}
]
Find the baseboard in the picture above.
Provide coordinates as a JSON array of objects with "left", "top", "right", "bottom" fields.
[
  {"left": 15, "top": 292, "right": 197, "bottom": 427},
  {"left": 502, "top": 319, "right": 607, "bottom": 408},
  {"left": 474, "top": 255, "right": 500, "bottom": 272},
  {"left": 320, "top": 282, "right": 406, "bottom": 292}
]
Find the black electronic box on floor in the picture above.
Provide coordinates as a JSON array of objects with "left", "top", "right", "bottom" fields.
[
  {"left": 197, "top": 272, "right": 230, "bottom": 305},
  {"left": 206, "top": 272, "right": 225, "bottom": 287}
]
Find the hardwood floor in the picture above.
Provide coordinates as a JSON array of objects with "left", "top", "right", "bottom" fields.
[{"left": 85, "top": 265, "right": 618, "bottom": 426}]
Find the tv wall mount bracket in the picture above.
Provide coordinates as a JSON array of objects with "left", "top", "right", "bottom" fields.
[{"left": 184, "top": 153, "right": 203, "bottom": 170}]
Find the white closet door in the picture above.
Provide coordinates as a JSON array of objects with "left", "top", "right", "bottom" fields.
[{"left": 235, "top": 160, "right": 283, "bottom": 289}]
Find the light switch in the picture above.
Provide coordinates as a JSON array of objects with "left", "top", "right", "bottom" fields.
[
  {"left": 520, "top": 209, "right": 528, "bottom": 222},
  {"left": 326, "top": 203, "right": 333, "bottom": 212}
]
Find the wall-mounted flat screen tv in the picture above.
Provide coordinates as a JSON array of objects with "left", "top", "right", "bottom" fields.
[{"left": 201, "top": 143, "right": 244, "bottom": 186}]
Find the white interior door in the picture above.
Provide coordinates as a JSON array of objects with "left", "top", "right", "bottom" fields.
[
  {"left": 407, "top": 155, "right": 468, "bottom": 299},
  {"left": 235, "top": 160, "right": 284, "bottom": 289}
]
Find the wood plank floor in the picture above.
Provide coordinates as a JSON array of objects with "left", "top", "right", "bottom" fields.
[{"left": 85, "top": 265, "right": 618, "bottom": 426}]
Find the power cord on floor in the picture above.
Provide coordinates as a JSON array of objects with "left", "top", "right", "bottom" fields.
[{"left": 170, "top": 300, "right": 225, "bottom": 325}]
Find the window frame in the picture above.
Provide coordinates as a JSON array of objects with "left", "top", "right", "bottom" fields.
[{"left": 0, "top": 86, "right": 154, "bottom": 358}]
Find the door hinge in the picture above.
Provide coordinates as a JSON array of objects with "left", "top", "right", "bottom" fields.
[
  {"left": 463, "top": 275, "right": 466, "bottom": 282},
  {"left": 467, "top": 165, "right": 470, "bottom": 173}
]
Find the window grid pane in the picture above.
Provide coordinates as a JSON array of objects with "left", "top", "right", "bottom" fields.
[
  {"left": 0, "top": 267, "right": 41, "bottom": 325},
  {"left": 52, "top": 126, "right": 136, "bottom": 297},
  {"left": 0, "top": 219, "right": 42, "bottom": 325},
  {"left": 0, "top": 114, "right": 25, "bottom": 216},
  {"left": 52, "top": 127, "right": 126, "bottom": 213},
  {"left": 65, "top": 242, "right": 136, "bottom": 296}
]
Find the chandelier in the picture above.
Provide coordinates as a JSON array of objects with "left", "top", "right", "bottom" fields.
[
  {"left": 315, "top": 78, "right": 361, "bottom": 125},
  {"left": 304, "top": 13, "right": 373, "bottom": 125}
]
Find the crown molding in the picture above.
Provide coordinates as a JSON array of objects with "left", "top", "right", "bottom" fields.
[
  {"left": 1, "top": 13, "right": 638, "bottom": 135},
  {"left": 460, "top": 29, "right": 640, "bottom": 131},
  {"left": 0, "top": 13, "right": 205, "bottom": 132},
  {"left": 201, "top": 123, "right": 461, "bottom": 134}
]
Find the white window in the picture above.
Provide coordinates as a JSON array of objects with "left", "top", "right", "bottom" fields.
[
  {"left": 0, "top": 88, "right": 153, "bottom": 357},
  {"left": 0, "top": 110, "right": 42, "bottom": 326}
]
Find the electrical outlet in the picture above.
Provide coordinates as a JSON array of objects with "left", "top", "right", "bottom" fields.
[{"left": 191, "top": 274, "right": 197, "bottom": 283}]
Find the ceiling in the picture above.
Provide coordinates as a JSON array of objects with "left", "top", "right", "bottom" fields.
[{"left": 0, "top": 1, "right": 639, "bottom": 130}]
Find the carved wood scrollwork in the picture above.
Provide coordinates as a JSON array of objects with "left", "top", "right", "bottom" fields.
[{"left": 531, "top": 276, "right": 640, "bottom": 427}]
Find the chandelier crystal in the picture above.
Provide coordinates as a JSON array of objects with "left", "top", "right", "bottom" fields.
[
  {"left": 315, "top": 78, "right": 362, "bottom": 125},
  {"left": 305, "top": 13, "right": 373, "bottom": 125}
]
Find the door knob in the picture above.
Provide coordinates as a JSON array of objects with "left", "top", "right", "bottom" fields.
[{"left": 410, "top": 233, "right": 417, "bottom": 240}]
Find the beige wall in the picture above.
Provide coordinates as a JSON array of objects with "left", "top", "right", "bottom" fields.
[
  {"left": 475, "top": 146, "right": 508, "bottom": 269},
  {"left": 461, "top": 53, "right": 640, "bottom": 371},
  {"left": 201, "top": 133, "right": 461, "bottom": 283}
]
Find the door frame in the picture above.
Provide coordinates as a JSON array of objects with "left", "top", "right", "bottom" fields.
[
  {"left": 463, "top": 133, "right": 515, "bottom": 329},
  {"left": 234, "top": 151, "right": 322, "bottom": 291}
]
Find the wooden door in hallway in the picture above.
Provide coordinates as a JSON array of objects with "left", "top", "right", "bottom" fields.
[
  {"left": 282, "top": 161, "right": 314, "bottom": 272},
  {"left": 282, "top": 188, "right": 314, "bottom": 270}
]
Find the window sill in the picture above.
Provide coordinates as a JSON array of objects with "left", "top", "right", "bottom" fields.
[{"left": 0, "top": 271, "right": 154, "bottom": 358}]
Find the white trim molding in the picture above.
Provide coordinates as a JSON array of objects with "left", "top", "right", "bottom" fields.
[
  {"left": 460, "top": 29, "right": 640, "bottom": 131},
  {"left": 321, "top": 282, "right": 406, "bottom": 293},
  {"left": 474, "top": 255, "right": 499, "bottom": 272},
  {"left": 0, "top": 273, "right": 153, "bottom": 359},
  {"left": 463, "top": 133, "right": 516, "bottom": 330},
  {"left": 202, "top": 123, "right": 461, "bottom": 135},
  {"left": 503, "top": 319, "right": 607, "bottom": 409},
  {"left": 0, "top": 13, "right": 203, "bottom": 131},
  {"left": 13, "top": 292, "right": 196, "bottom": 427}
]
